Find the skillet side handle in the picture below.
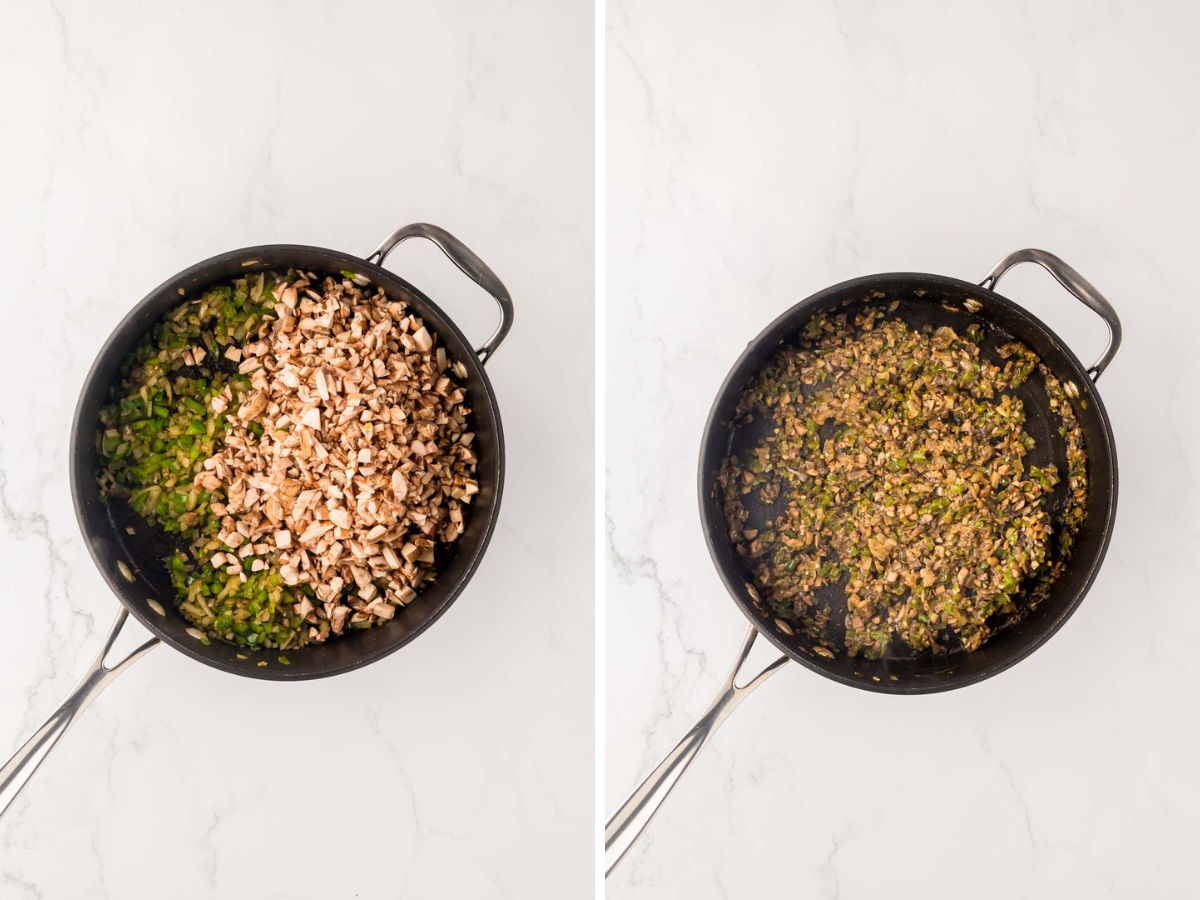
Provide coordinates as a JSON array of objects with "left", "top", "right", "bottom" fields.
[
  {"left": 0, "top": 608, "right": 157, "bottom": 819},
  {"left": 604, "top": 626, "right": 787, "bottom": 877},
  {"left": 366, "top": 223, "right": 514, "bottom": 364},
  {"left": 980, "top": 249, "right": 1122, "bottom": 381}
]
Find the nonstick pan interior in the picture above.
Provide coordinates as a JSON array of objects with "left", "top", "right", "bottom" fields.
[
  {"left": 71, "top": 245, "right": 505, "bottom": 681},
  {"left": 700, "top": 273, "right": 1117, "bottom": 694}
]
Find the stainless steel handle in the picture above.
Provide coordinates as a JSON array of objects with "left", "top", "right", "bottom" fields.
[
  {"left": 366, "top": 223, "right": 514, "bottom": 364},
  {"left": 0, "top": 608, "right": 157, "bottom": 819},
  {"left": 604, "top": 626, "right": 787, "bottom": 876},
  {"left": 980, "top": 248, "right": 1122, "bottom": 380}
]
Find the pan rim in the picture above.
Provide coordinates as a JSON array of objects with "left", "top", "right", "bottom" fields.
[
  {"left": 698, "top": 270, "right": 1118, "bottom": 695},
  {"left": 69, "top": 242, "right": 505, "bottom": 681}
]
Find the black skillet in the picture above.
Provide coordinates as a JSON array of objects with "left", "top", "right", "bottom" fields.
[
  {"left": 606, "top": 249, "right": 1121, "bottom": 873},
  {"left": 0, "top": 223, "right": 513, "bottom": 817}
]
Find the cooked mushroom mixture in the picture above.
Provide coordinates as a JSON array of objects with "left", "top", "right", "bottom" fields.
[
  {"left": 98, "top": 271, "right": 477, "bottom": 650},
  {"left": 718, "top": 306, "right": 1087, "bottom": 659}
]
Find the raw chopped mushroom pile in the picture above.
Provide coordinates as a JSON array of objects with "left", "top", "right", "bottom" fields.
[{"left": 97, "top": 270, "right": 477, "bottom": 651}]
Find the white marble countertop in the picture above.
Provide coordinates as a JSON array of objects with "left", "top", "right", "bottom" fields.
[
  {"left": 0, "top": 1, "right": 592, "bottom": 897},
  {"left": 606, "top": 1, "right": 1199, "bottom": 897}
]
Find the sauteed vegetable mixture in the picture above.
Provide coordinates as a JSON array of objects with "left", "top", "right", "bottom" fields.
[{"left": 718, "top": 305, "right": 1087, "bottom": 659}]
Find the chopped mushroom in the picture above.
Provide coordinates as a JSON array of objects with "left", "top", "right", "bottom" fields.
[
  {"left": 719, "top": 306, "right": 1087, "bottom": 660},
  {"left": 98, "top": 268, "right": 475, "bottom": 650},
  {"left": 185, "top": 272, "right": 477, "bottom": 646}
]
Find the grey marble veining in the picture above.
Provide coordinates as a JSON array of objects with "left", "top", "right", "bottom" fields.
[
  {"left": 606, "top": 1, "right": 1200, "bottom": 896},
  {"left": 0, "top": 0, "right": 593, "bottom": 897}
]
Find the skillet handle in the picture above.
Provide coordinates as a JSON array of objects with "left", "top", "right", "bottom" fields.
[
  {"left": 366, "top": 223, "right": 514, "bottom": 364},
  {"left": 980, "top": 249, "right": 1122, "bottom": 381},
  {"left": 0, "top": 608, "right": 157, "bottom": 819},
  {"left": 604, "top": 626, "right": 787, "bottom": 876}
]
